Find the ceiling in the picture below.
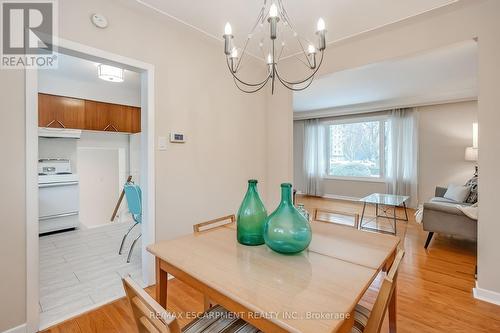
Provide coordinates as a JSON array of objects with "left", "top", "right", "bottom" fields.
[
  {"left": 38, "top": 53, "right": 142, "bottom": 106},
  {"left": 47, "top": 53, "right": 141, "bottom": 91},
  {"left": 137, "top": 0, "right": 457, "bottom": 58},
  {"left": 293, "top": 40, "right": 478, "bottom": 115}
]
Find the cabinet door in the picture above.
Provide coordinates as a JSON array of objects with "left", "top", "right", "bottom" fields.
[
  {"left": 130, "top": 106, "right": 141, "bottom": 133},
  {"left": 84, "top": 100, "right": 109, "bottom": 131},
  {"left": 39, "top": 94, "right": 85, "bottom": 129},
  {"left": 107, "top": 103, "right": 130, "bottom": 133}
]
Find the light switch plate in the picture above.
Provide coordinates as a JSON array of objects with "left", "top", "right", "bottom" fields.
[{"left": 158, "top": 136, "right": 167, "bottom": 151}]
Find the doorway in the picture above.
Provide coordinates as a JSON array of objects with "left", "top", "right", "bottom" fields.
[{"left": 25, "top": 38, "right": 155, "bottom": 332}]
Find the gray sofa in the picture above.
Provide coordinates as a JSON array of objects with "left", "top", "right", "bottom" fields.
[{"left": 422, "top": 186, "right": 477, "bottom": 248}]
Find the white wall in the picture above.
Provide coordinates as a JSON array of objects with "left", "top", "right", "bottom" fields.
[
  {"left": 418, "top": 101, "right": 477, "bottom": 202},
  {"left": 293, "top": 101, "right": 478, "bottom": 203}
]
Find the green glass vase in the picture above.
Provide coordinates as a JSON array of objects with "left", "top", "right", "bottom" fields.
[
  {"left": 237, "top": 180, "right": 268, "bottom": 246},
  {"left": 264, "top": 183, "right": 312, "bottom": 254}
]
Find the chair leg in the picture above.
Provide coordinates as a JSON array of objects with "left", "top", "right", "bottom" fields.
[
  {"left": 127, "top": 233, "right": 142, "bottom": 263},
  {"left": 424, "top": 232, "right": 434, "bottom": 249},
  {"left": 119, "top": 222, "right": 139, "bottom": 255}
]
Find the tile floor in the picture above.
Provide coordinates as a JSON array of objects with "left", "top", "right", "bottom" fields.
[{"left": 39, "top": 221, "right": 144, "bottom": 329}]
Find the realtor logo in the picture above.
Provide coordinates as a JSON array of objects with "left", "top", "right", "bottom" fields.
[{"left": 1, "top": 0, "right": 57, "bottom": 68}]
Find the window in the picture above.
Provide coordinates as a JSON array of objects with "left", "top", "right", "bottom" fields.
[{"left": 326, "top": 117, "right": 388, "bottom": 179}]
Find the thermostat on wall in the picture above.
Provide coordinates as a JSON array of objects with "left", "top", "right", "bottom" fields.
[{"left": 170, "top": 133, "right": 185, "bottom": 143}]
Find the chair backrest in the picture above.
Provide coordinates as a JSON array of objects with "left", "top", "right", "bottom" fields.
[
  {"left": 363, "top": 250, "right": 405, "bottom": 333},
  {"left": 122, "top": 276, "right": 180, "bottom": 333},
  {"left": 193, "top": 214, "right": 236, "bottom": 233},
  {"left": 313, "top": 208, "right": 360, "bottom": 229},
  {"left": 124, "top": 183, "right": 142, "bottom": 217}
]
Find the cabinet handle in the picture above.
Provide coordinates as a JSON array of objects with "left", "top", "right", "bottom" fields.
[
  {"left": 45, "top": 119, "right": 66, "bottom": 128},
  {"left": 39, "top": 212, "right": 78, "bottom": 221},
  {"left": 103, "top": 123, "right": 118, "bottom": 132}
]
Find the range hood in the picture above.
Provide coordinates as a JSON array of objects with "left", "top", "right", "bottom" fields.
[{"left": 38, "top": 128, "right": 82, "bottom": 139}]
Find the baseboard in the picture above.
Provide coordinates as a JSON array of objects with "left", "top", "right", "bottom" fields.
[
  {"left": 473, "top": 282, "right": 500, "bottom": 306},
  {"left": 2, "top": 324, "right": 26, "bottom": 333},
  {"left": 322, "top": 194, "right": 361, "bottom": 202}
]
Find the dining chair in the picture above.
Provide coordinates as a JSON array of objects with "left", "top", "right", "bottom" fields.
[
  {"left": 122, "top": 276, "right": 261, "bottom": 333},
  {"left": 313, "top": 208, "right": 360, "bottom": 229},
  {"left": 119, "top": 182, "right": 142, "bottom": 263},
  {"left": 192, "top": 214, "right": 235, "bottom": 233},
  {"left": 193, "top": 214, "right": 236, "bottom": 310},
  {"left": 351, "top": 249, "right": 405, "bottom": 333}
]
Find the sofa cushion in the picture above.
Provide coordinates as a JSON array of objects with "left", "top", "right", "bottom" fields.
[
  {"left": 429, "top": 196, "right": 460, "bottom": 204},
  {"left": 464, "top": 176, "right": 478, "bottom": 204},
  {"left": 444, "top": 185, "right": 470, "bottom": 203}
]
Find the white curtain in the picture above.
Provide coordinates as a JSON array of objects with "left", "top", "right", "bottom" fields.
[
  {"left": 386, "top": 108, "right": 419, "bottom": 208},
  {"left": 303, "top": 119, "right": 326, "bottom": 196}
]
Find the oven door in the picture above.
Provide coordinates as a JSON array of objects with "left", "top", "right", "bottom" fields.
[{"left": 39, "top": 181, "right": 79, "bottom": 219}]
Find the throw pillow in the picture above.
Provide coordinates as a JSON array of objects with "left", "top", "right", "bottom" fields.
[
  {"left": 464, "top": 176, "right": 478, "bottom": 204},
  {"left": 444, "top": 185, "right": 471, "bottom": 203}
]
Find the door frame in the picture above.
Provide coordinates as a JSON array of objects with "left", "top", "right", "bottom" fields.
[{"left": 25, "top": 38, "right": 156, "bottom": 332}]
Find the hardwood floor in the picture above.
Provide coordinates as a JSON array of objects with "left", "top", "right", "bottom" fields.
[{"left": 41, "top": 197, "right": 500, "bottom": 333}]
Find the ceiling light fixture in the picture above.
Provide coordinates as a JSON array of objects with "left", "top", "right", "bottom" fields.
[
  {"left": 223, "top": 0, "right": 326, "bottom": 94},
  {"left": 97, "top": 64, "right": 124, "bottom": 82}
]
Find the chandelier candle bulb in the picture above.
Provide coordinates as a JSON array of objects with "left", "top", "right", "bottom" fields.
[
  {"left": 223, "top": 22, "right": 233, "bottom": 55},
  {"left": 229, "top": 48, "right": 238, "bottom": 73},
  {"left": 268, "top": 3, "right": 280, "bottom": 40},
  {"left": 317, "top": 18, "right": 326, "bottom": 51},
  {"left": 267, "top": 54, "right": 274, "bottom": 75}
]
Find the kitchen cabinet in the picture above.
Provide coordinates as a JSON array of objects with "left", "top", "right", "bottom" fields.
[
  {"left": 38, "top": 93, "right": 141, "bottom": 133},
  {"left": 38, "top": 93, "right": 85, "bottom": 129}
]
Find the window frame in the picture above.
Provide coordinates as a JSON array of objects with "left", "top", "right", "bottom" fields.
[{"left": 323, "top": 115, "right": 389, "bottom": 182}]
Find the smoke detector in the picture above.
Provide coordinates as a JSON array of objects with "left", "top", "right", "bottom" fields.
[{"left": 91, "top": 13, "right": 108, "bottom": 29}]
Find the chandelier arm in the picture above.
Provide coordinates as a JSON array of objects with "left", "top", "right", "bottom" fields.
[
  {"left": 233, "top": 76, "right": 270, "bottom": 94},
  {"left": 294, "top": 54, "right": 313, "bottom": 69},
  {"left": 278, "top": 0, "right": 294, "bottom": 30},
  {"left": 275, "top": 51, "right": 324, "bottom": 85},
  {"left": 277, "top": 43, "right": 285, "bottom": 62},
  {"left": 295, "top": 37, "right": 313, "bottom": 68},
  {"left": 275, "top": 73, "right": 315, "bottom": 92},
  {"left": 226, "top": 57, "right": 272, "bottom": 87},
  {"left": 235, "top": 36, "right": 251, "bottom": 72}
]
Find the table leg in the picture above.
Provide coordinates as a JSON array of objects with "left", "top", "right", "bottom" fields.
[
  {"left": 389, "top": 279, "right": 397, "bottom": 333},
  {"left": 360, "top": 202, "right": 367, "bottom": 230},
  {"left": 393, "top": 205, "right": 397, "bottom": 235},
  {"left": 156, "top": 257, "right": 168, "bottom": 309},
  {"left": 403, "top": 202, "right": 409, "bottom": 222}
]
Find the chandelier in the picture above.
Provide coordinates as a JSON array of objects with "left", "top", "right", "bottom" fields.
[{"left": 223, "top": 0, "right": 326, "bottom": 94}]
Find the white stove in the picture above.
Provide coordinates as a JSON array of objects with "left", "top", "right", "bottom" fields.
[{"left": 38, "top": 159, "right": 80, "bottom": 234}]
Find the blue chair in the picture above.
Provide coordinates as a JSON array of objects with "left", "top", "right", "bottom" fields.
[{"left": 119, "top": 182, "right": 142, "bottom": 263}]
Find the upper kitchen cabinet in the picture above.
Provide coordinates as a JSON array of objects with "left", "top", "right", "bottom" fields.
[
  {"left": 38, "top": 93, "right": 141, "bottom": 133},
  {"left": 84, "top": 101, "right": 141, "bottom": 133},
  {"left": 38, "top": 93, "right": 85, "bottom": 129}
]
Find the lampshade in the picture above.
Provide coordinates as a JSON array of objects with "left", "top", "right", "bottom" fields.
[
  {"left": 465, "top": 147, "right": 478, "bottom": 162},
  {"left": 97, "top": 64, "right": 124, "bottom": 82}
]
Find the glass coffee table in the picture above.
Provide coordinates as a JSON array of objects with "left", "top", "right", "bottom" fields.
[{"left": 359, "top": 193, "right": 409, "bottom": 235}]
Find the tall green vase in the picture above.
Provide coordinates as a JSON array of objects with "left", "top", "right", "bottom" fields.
[
  {"left": 237, "top": 180, "right": 268, "bottom": 246},
  {"left": 264, "top": 183, "right": 312, "bottom": 254}
]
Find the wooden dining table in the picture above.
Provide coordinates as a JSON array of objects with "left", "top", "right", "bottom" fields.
[{"left": 147, "top": 221, "right": 400, "bottom": 333}]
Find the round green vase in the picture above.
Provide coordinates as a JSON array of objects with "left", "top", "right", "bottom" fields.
[
  {"left": 264, "top": 183, "right": 312, "bottom": 254},
  {"left": 237, "top": 180, "right": 268, "bottom": 246}
]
